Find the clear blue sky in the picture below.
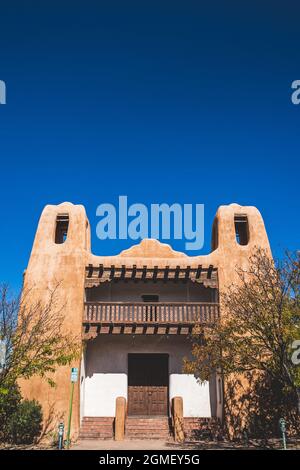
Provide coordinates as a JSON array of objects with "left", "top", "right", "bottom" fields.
[{"left": 0, "top": 1, "right": 299, "bottom": 290}]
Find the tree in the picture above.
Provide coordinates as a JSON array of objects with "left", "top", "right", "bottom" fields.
[
  {"left": 184, "top": 249, "right": 300, "bottom": 436},
  {"left": 0, "top": 283, "right": 79, "bottom": 393}
]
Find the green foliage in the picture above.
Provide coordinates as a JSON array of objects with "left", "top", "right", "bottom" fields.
[
  {"left": 0, "top": 383, "right": 21, "bottom": 441},
  {"left": 184, "top": 249, "right": 300, "bottom": 435},
  {"left": 0, "top": 283, "right": 79, "bottom": 391},
  {"left": 0, "top": 283, "right": 78, "bottom": 445},
  {"left": 8, "top": 399, "right": 43, "bottom": 444}
]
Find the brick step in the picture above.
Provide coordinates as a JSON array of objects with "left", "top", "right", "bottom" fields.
[
  {"left": 126, "top": 428, "right": 171, "bottom": 433},
  {"left": 80, "top": 430, "right": 113, "bottom": 435},
  {"left": 125, "top": 421, "right": 170, "bottom": 426},
  {"left": 126, "top": 435, "right": 172, "bottom": 440},
  {"left": 126, "top": 421, "right": 170, "bottom": 423},
  {"left": 81, "top": 422, "right": 113, "bottom": 426},
  {"left": 82, "top": 418, "right": 114, "bottom": 423},
  {"left": 126, "top": 423, "right": 170, "bottom": 429},
  {"left": 126, "top": 418, "right": 170, "bottom": 422},
  {"left": 126, "top": 433, "right": 172, "bottom": 439},
  {"left": 126, "top": 419, "right": 170, "bottom": 424},
  {"left": 80, "top": 428, "right": 112, "bottom": 432},
  {"left": 125, "top": 417, "right": 172, "bottom": 440}
]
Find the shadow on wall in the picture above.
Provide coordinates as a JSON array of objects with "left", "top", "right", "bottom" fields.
[
  {"left": 224, "top": 374, "right": 300, "bottom": 439},
  {"left": 84, "top": 334, "right": 218, "bottom": 417},
  {"left": 84, "top": 335, "right": 198, "bottom": 377}
]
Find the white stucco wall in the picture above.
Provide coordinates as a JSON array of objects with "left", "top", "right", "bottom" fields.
[
  {"left": 169, "top": 374, "right": 212, "bottom": 417},
  {"left": 82, "top": 336, "right": 216, "bottom": 418},
  {"left": 80, "top": 351, "right": 86, "bottom": 422}
]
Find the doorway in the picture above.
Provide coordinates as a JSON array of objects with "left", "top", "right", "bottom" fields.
[{"left": 128, "top": 353, "right": 169, "bottom": 416}]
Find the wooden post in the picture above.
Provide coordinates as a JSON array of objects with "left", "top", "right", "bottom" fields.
[
  {"left": 115, "top": 397, "right": 126, "bottom": 441},
  {"left": 172, "top": 396, "right": 185, "bottom": 442}
]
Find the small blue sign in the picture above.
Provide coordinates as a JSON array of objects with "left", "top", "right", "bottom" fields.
[{"left": 71, "top": 367, "right": 78, "bottom": 383}]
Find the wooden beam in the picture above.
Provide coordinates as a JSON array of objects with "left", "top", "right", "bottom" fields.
[
  {"left": 142, "top": 265, "right": 147, "bottom": 281},
  {"left": 131, "top": 265, "right": 137, "bottom": 280},
  {"left": 207, "top": 265, "right": 213, "bottom": 279},
  {"left": 110, "top": 265, "right": 115, "bottom": 279},
  {"left": 98, "top": 264, "right": 104, "bottom": 278},
  {"left": 120, "top": 265, "right": 126, "bottom": 280},
  {"left": 153, "top": 266, "right": 158, "bottom": 282},
  {"left": 184, "top": 266, "right": 191, "bottom": 281},
  {"left": 196, "top": 265, "right": 202, "bottom": 279},
  {"left": 87, "top": 264, "right": 93, "bottom": 278}
]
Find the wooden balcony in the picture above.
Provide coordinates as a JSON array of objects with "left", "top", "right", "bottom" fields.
[{"left": 83, "top": 302, "right": 219, "bottom": 337}]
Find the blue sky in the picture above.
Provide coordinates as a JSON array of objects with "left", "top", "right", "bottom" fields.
[{"left": 0, "top": 1, "right": 299, "bottom": 290}]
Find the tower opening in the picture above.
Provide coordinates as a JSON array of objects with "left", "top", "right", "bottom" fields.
[
  {"left": 55, "top": 214, "right": 69, "bottom": 244},
  {"left": 234, "top": 215, "right": 249, "bottom": 245}
]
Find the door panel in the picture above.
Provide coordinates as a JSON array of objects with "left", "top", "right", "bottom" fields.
[
  {"left": 128, "top": 354, "right": 169, "bottom": 416},
  {"left": 148, "top": 386, "right": 168, "bottom": 415},
  {"left": 128, "top": 386, "right": 148, "bottom": 415}
]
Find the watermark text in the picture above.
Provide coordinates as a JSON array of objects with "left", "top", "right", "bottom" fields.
[
  {"left": 96, "top": 196, "right": 204, "bottom": 251},
  {"left": 0, "top": 80, "right": 6, "bottom": 104}
]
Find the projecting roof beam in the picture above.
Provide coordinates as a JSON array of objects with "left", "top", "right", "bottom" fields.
[
  {"left": 110, "top": 265, "right": 115, "bottom": 279},
  {"left": 87, "top": 264, "right": 93, "bottom": 278},
  {"left": 131, "top": 265, "right": 137, "bottom": 279},
  {"left": 196, "top": 265, "right": 202, "bottom": 279},
  {"left": 98, "top": 264, "right": 104, "bottom": 278}
]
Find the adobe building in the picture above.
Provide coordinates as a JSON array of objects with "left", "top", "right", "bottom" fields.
[{"left": 20, "top": 202, "right": 271, "bottom": 441}]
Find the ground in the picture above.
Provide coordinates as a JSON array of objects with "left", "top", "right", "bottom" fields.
[
  {"left": 1, "top": 438, "right": 300, "bottom": 450},
  {"left": 72, "top": 438, "right": 300, "bottom": 451}
]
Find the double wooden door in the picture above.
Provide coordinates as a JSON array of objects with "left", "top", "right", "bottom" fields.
[{"left": 128, "top": 354, "right": 169, "bottom": 416}]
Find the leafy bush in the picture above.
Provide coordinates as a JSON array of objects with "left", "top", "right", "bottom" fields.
[
  {"left": 0, "top": 383, "right": 21, "bottom": 441},
  {"left": 8, "top": 399, "right": 43, "bottom": 444}
]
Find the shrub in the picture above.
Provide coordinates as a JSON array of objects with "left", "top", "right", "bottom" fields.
[
  {"left": 8, "top": 399, "right": 43, "bottom": 444},
  {"left": 0, "top": 383, "right": 21, "bottom": 441}
]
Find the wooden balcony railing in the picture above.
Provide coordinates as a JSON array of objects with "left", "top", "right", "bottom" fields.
[{"left": 84, "top": 301, "right": 219, "bottom": 325}]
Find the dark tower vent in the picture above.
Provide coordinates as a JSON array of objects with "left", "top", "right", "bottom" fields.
[
  {"left": 211, "top": 218, "right": 219, "bottom": 250},
  {"left": 234, "top": 215, "right": 249, "bottom": 246},
  {"left": 55, "top": 214, "right": 69, "bottom": 244}
]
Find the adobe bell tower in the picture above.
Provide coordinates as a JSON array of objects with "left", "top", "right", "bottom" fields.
[{"left": 20, "top": 202, "right": 90, "bottom": 438}]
